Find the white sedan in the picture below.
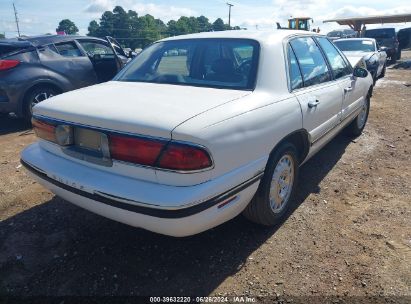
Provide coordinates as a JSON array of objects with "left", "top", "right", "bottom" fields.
[
  {"left": 21, "top": 31, "right": 373, "bottom": 237},
  {"left": 334, "top": 38, "right": 387, "bottom": 83}
]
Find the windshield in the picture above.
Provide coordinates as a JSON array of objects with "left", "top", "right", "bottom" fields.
[
  {"left": 334, "top": 40, "right": 375, "bottom": 52},
  {"left": 114, "top": 38, "right": 260, "bottom": 90}
]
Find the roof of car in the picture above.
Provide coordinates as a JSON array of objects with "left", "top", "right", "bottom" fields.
[
  {"left": 160, "top": 29, "right": 322, "bottom": 44},
  {"left": 18, "top": 35, "right": 106, "bottom": 46}
]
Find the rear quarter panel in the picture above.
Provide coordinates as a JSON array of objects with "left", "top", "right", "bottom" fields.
[{"left": 163, "top": 92, "right": 303, "bottom": 186}]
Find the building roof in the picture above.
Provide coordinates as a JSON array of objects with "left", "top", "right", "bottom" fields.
[{"left": 323, "top": 13, "right": 411, "bottom": 27}]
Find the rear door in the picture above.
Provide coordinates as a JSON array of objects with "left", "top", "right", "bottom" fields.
[
  {"left": 38, "top": 40, "right": 97, "bottom": 89},
  {"left": 315, "top": 37, "right": 357, "bottom": 122},
  {"left": 289, "top": 36, "right": 343, "bottom": 144}
]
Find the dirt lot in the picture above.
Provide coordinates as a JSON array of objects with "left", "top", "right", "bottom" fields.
[{"left": 0, "top": 53, "right": 410, "bottom": 302}]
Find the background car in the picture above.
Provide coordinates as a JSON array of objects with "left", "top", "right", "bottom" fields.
[
  {"left": 364, "top": 28, "right": 400, "bottom": 62},
  {"left": 0, "top": 35, "right": 131, "bottom": 120},
  {"left": 326, "top": 29, "right": 356, "bottom": 41},
  {"left": 334, "top": 38, "right": 387, "bottom": 83},
  {"left": 397, "top": 27, "right": 411, "bottom": 51}
]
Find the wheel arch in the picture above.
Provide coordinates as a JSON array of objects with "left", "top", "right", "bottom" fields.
[
  {"left": 270, "top": 129, "right": 310, "bottom": 165},
  {"left": 20, "top": 81, "right": 63, "bottom": 117}
]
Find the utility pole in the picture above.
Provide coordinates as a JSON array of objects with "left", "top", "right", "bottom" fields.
[
  {"left": 227, "top": 3, "right": 234, "bottom": 28},
  {"left": 13, "top": 3, "right": 21, "bottom": 37}
]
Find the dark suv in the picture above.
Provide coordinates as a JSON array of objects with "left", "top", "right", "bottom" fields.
[
  {"left": 364, "top": 28, "right": 400, "bottom": 61},
  {"left": 0, "top": 35, "right": 131, "bottom": 120}
]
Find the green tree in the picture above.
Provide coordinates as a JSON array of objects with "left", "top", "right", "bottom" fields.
[
  {"left": 212, "top": 18, "right": 225, "bottom": 31},
  {"left": 197, "top": 16, "right": 211, "bottom": 32},
  {"left": 56, "top": 19, "right": 79, "bottom": 35},
  {"left": 0, "top": 33, "right": 5, "bottom": 39},
  {"left": 87, "top": 20, "right": 100, "bottom": 36}
]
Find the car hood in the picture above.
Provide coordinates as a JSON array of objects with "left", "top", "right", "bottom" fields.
[
  {"left": 343, "top": 51, "right": 374, "bottom": 66},
  {"left": 33, "top": 81, "right": 251, "bottom": 139}
]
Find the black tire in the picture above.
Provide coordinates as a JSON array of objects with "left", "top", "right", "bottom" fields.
[
  {"left": 23, "top": 86, "right": 58, "bottom": 122},
  {"left": 380, "top": 63, "right": 386, "bottom": 78},
  {"left": 346, "top": 95, "right": 370, "bottom": 137},
  {"left": 397, "top": 50, "right": 401, "bottom": 60},
  {"left": 243, "top": 142, "right": 299, "bottom": 226}
]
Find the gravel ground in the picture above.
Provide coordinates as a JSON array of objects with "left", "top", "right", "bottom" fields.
[{"left": 0, "top": 52, "right": 410, "bottom": 302}]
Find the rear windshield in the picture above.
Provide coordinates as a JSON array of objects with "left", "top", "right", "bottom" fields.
[
  {"left": 334, "top": 40, "right": 375, "bottom": 52},
  {"left": 365, "top": 29, "right": 395, "bottom": 39},
  {"left": 114, "top": 38, "right": 260, "bottom": 90},
  {"left": 0, "top": 44, "right": 27, "bottom": 57}
]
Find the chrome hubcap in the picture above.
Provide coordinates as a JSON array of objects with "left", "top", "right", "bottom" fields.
[
  {"left": 357, "top": 101, "right": 368, "bottom": 129},
  {"left": 269, "top": 154, "right": 295, "bottom": 213},
  {"left": 30, "top": 92, "right": 53, "bottom": 114}
]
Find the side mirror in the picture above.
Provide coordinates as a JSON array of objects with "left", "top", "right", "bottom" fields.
[{"left": 353, "top": 67, "right": 368, "bottom": 78}]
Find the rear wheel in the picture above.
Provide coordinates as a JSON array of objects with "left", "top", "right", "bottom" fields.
[
  {"left": 243, "top": 143, "right": 299, "bottom": 226},
  {"left": 23, "top": 86, "right": 58, "bottom": 122},
  {"left": 346, "top": 95, "right": 370, "bottom": 137}
]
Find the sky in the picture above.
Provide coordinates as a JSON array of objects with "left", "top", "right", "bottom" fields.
[{"left": 1, "top": 0, "right": 411, "bottom": 38}]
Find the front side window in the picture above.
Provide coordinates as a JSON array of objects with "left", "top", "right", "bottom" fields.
[
  {"left": 115, "top": 38, "right": 259, "bottom": 90},
  {"left": 54, "top": 42, "right": 82, "bottom": 57},
  {"left": 317, "top": 37, "right": 351, "bottom": 79},
  {"left": 79, "top": 41, "right": 114, "bottom": 58},
  {"left": 289, "top": 37, "right": 331, "bottom": 87}
]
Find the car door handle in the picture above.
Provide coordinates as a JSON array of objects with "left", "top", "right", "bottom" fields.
[
  {"left": 344, "top": 87, "right": 353, "bottom": 93},
  {"left": 308, "top": 99, "right": 320, "bottom": 108}
]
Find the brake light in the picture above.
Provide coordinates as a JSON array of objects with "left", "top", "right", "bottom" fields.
[
  {"left": 32, "top": 118, "right": 56, "bottom": 143},
  {"left": 109, "top": 135, "right": 212, "bottom": 171},
  {"left": 0, "top": 60, "right": 20, "bottom": 71},
  {"left": 109, "top": 135, "right": 166, "bottom": 166},
  {"left": 158, "top": 143, "right": 212, "bottom": 171}
]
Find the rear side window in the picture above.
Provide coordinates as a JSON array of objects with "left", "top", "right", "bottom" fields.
[
  {"left": 55, "top": 42, "right": 82, "bottom": 57},
  {"left": 316, "top": 37, "right": 351, "bottom": 79},
  {"left": 0, "top": 45, "right": 29, "bottom": 57},
  {"left": 288, "top": 46, "right": 303, "bottom": 90},
  {"left": 290, "top": 37, "right": 331, "bottom": 87}
]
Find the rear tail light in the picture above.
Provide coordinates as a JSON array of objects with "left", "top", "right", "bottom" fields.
[
  {"left": 109, "top": 135, "right": 166, "bottom": 166},
  {"left": 0, "top": 60, "right": 20, "bottom": 71},
  {"left": 109, "top": 134, "right": 212, "bottom": 171},
  {"left": 158, "top": 143, "right": 212, "bottom": 171},
  {"left": 32, "top": 118, "right": 56, "bottom": 143},
  {"left": 32, "top": 117, "right": 213, "bottom": 172}
]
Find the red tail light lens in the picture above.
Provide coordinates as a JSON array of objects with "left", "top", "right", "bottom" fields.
[
  {"left": 32, "top": 118, "right": 56, "bottom": 143},
  {"left": 0, "top": 60, "right": 20, "bottom": 71},
  {"left": 109, "top": 135, "right": 166, "bottom": 166},
  {"left": 158, "top": 143, "right": 212, "bottom": 171},
  {"left": 109, "top": 135, "right": 212, "bottom": 171}
]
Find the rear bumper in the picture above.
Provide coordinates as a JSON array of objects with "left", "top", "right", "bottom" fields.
[{"left": 21, "top": 143, "right": 263, "bottom": 236}]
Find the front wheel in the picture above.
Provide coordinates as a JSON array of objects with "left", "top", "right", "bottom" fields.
[
  {"left": 380, "top": 63, "right": 386, "bottom": 78},
  {"left": 243, "top": 143, "right": 299, "bottom": 226},
  {"left": 346, "top": 95, "right": 370, "bottom": 137},
  {"left": 23, "top": 86, "right": 58, "bottom": 122}
]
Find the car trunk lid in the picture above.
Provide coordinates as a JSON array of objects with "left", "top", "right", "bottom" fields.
[{"left": 33, "top": 81, "right": 251, "bottom": 139}]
